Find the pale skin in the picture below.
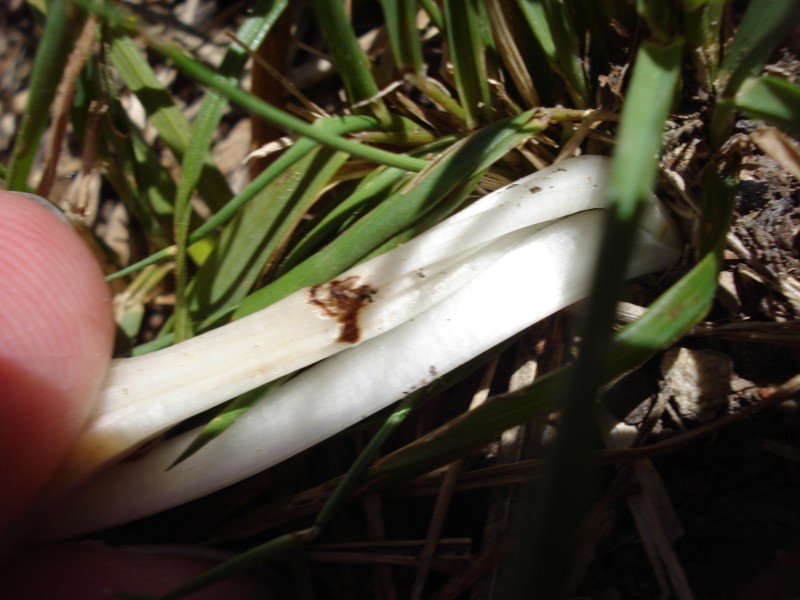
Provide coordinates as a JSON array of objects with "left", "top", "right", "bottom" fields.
[{"left": 0, "top": 191, "right": 270, "bottom": 599}]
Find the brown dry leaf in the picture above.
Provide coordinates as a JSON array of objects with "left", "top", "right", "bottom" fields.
[{"left": 751, "top": 126, "right": 800, "bottom": 179}]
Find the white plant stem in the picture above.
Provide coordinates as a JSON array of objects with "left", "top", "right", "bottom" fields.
[{"left": 42, "top": 156, "right": 680, "bottom": 537}]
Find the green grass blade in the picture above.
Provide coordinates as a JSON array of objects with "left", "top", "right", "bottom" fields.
[
  {"left": 732, "top": 76, "right": 800, "bottom": 136},
  {"left": 315, "top": 390, "right": 423, "bottom": 531},
  {"left": 118, "top": 117, "right": 175, "bottom": 232},
  {"left": 516, "top": 0, "right": 589, "bottom": 107},
  {"left": 542, "top": 0, "right": 590, "bottom": 106},
  {"left": 233, "top": 109, "right": 549, "bottom": 318},
  {"left": 711, "top": 0, "right": 800, "bottom": 145},
  {"left": 361, "top": 167, "right": 485, "bottom": 261},
  {"left": 171, "top": 0, "right": 288, "bottom": 341},
  {"left": 281, "top": 137, "right": 456, "bottom": 273},
  {"left": 516, "top": 0, "right": 556, "bottom": 58},
  {"left": 106, "top": 115, "right": 393, "bottom": 283},
  {"left": 192, "top": 117, "right": 390, "bottom": 241},
  {"left": 443, "top": 0, "right": 493, "bottom": 128},
  {"left": 87, "top": 57, "right": 174, "bottom": 245},
  {"left": 106, "top": 33, "right": 233, "bottom": 212},
  {"left": 682, "top": 0, "right": 725, "bottom": 91},
  {"left": 168, "top": 376, "right": 291, "bottom": 469},
  {"left": 716, "top": 0, "right": 800, "bottom": 96},
  {"left": 6, "top": 0, "right": 73, "bottom": 190},
  {"left": 140, "top": 531, "right": 312, "bottom": 600},
  {"left": 419, "top": 0, "right": 444, "bottom": 30},
  {"left": 380, "top": 0, "right": 423, "bottom": 74},
  {"left": 148, "top": 36, "right": 426, "bottom": 171},
  {"left": 74, "top": 0, "right": 427, "bottom": 172},
  {"left": 309, "top": 0, "right": 391, "bottom": 121},
  {"left": 277, "top": 165, "right": 413, "bottom": 274},
  {"left": 189, "top": 147, "right": 349, "bottom": 319},
  {"left": 513, "top": 37, "right": 685, "bottom": 596}
]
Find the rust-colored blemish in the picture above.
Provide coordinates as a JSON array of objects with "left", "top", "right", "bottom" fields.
[{"left": 308, "top": 276, "right": 377, "bottom": 343}]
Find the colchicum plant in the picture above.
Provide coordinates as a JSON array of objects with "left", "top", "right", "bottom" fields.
[{"left": 4, "top": 0, "right": 800, "bottom": 597}]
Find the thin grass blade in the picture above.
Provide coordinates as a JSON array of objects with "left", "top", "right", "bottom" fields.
[
  {"left": 171, "top": 0, "right": 288, "bottom": 340},
  {"left": 716, "top": 0, "right": 800, "bottom": 96},
  {"left": 442, "top": 0, "right": 492, "bottom": 128},
  {"left": 380, "top": 0, "right": 423, "bottom": 74},
  {"left": 511, "top": 37, "right": 685, "bottom": 596},
  {"left": 516, "top": 0, "right": 589, "bottom": 107},
  {"left": 732, "top": 76, "right": 800, "bottom": 137},
  {"left": 6, "top": 0, "right": 73, "bottom": 190},
  {"left": 189, "top": 147, "right": 349, "bottom": 319},
  {"left": 73, "top": 0, "right": 427, "bottom": 172},
  {"left": 711, "top": 0, "right": 800, "bottom": 145},
  {"left": 106, "top": 115, "right": 397, "bottom": 284},
  {"left": 234, "top": 109, "right": 549, "bottom": 318},
  {"left": 310, "top": 0, "right": 390, "bottom": 122},
  {"left": 277, "top": 164, "right": 414, "bottom": 274},
  {"left": 168, "top": 375, "right": 291, "bottom": 468},
  {"left": 682, "top": 0, "right": 725, "bottom": 92},
  {"left": 106, "top": 33, "right": 233, "bottom": 211}
]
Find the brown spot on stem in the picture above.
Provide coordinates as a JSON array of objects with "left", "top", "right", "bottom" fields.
[{"left": 308, "top": 276, "right": 377, "bottom": 343}]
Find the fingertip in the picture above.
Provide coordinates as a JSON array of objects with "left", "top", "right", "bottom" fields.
[
  {"left": 0, "top": 543, "right": 278, "bottom": 600},
  {"left": 0, "top": 191, "right": 114, "bottom": 538}
]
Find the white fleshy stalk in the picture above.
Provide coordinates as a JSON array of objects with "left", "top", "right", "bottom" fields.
[{"left": 42, "top": 155, "right": 680, "bottom": 537}]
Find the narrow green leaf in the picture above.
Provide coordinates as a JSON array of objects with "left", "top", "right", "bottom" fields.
[
  {"left": 711, "top": 0, "right": 800, "bottom": 146},
  {"left": 716, "top": 0, "right": 800, "bottom": 96},
  {"left": 6, "top": 0, "right": 72, "bottom": 190},
  {"left": 733, "top": 76, "right": 800, "bottom": 136},
  {"left": 419, "top": 0, "right": 444, "bottom": 30},
  {"left": 514, "top": 0, "right": 585, "bottom": 106},
  {"left": 315, "top": 389, "right": 423, "bottom": 531},
  {"left": 88, "top": 55, "right": 174, "bottom": 245},
  {"left": 106, "top": 115, "right": 395, "bottom": 284},
  {"left": 443, "top": 0, "right": 493, "bottom": 128},
  {"left": 172, "top": 0, "right": 288, "bottom": 341},
  {"left": 106, "top": 33, "right": 233, "bottom": 212},
  {"left": 611, "top": 40, "right": 685, "bottom": 217},
  {"left": 169, "top": 376, "right": 291, "bottom": 469},
  {"left": 514, "top": 37, "right": 684, "bottom": 596},
  {"left": 190, "top": 147, "right": 349, "bottom": 319},
  {"left": 74, "top": 0, "right": 428, "bottom": 172},
  {"left": 310, "top": 0, "right": 391, "bottom": 122},
  {"left": 682, "top": 0, "right": 725, "bottom": 91},
  {"left": 278, "top": 165, "right": 413, "bottom": 274},
  {"left": 233, "top": 109, "right": 549, "bottom": 318},
  {"left": 516, "top": 0, "right": 556, "bottom": 58},
  {"left": 380, "top": 0, "right": 423, "bottom": 74},
  {"left": 143, "top": 35, "right": 427, "bottom": 172}
]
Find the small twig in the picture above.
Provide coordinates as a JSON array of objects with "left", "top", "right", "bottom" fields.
[{"left": 37, "top": 15, "right": 98, "bottom": 199}]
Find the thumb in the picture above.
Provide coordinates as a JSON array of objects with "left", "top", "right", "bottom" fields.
[{"left": 0, "top": 192, "right": 114, "bottom": 546}]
